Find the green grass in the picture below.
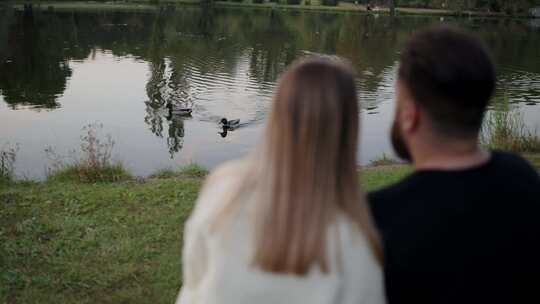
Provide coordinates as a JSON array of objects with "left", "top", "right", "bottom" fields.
[
  {"left": 524, "top": 153, "right": 540, "bottom": 171},
  {"left": 149, "top": 164, "right": 209, "bottom": 180},
  {"left": 368, "top": 153, "right": 403, "bottom": 167},
  {"left": 483, "top": 98, "right": 540, "bottom": 154},
  {"left": 47, "top": 163, "right": 133, "bottom": 183},
  {"left": 0, "top": 144, "right": 18, "bottom": 187},
  {"left": 1, "top": 176, "right": 202, "bottom": 303},
  {"left": 1, "top": 157, "right": 537, "bottom": 303},
  {"left": 361, "top": 165, "right": 412, "bottom": 191},
  {"left": 177, "top": 164, "right": 208, "bottom": 178},
  {"left": 149, "top": 168, "right": 179, "bottom": 179},
  {"left": 44, "top": 123, "right": 134, "bottom": 184},
  {"left": 0, "top": 164, "right": 409, "bottom": 303}
]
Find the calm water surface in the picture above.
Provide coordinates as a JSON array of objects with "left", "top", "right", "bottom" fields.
[{"left": 1, "top": 6, "right": 539, "bottom": 178}]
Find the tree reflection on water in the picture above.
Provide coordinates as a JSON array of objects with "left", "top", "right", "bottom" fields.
[{"left": 1, "top": 6, "right": 539, "bottom": 158}]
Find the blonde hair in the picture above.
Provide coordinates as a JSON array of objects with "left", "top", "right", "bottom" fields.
[{"left": 213, "top": 57, "right": 382, "bottom": 275}]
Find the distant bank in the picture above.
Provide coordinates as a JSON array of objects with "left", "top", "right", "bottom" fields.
[{"left": 6, "top": 1, "right": 540, "bottom": 18}]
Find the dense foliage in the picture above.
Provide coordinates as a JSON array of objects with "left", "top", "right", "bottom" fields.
[{"left": 394, "top": 0, "right": 540, "bottom": 13}]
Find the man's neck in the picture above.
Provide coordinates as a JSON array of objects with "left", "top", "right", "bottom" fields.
[{"left": 411, "top": 139, "right": 491, "bottom": 171}]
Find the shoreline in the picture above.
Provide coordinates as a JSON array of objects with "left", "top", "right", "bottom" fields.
[
  {"left": 0, "top": 162, "right": 412, "bottom": 302},
  {"left": 1, "top": 155, "right": 538, "bottom": 302},
  {"left": 5, "top": 1, "right": 538, "bottom": 19},
  {"left": 2, "top": 152, "right": 539, "bottom": 185},
  {"left": 2, "top": 152, "right": 538, "bottom": 186}
]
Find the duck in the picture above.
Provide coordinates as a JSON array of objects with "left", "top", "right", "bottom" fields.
[
  {"left": 167, "top": 103, "right": 192, "bottom": 116},
  {"left": 220, "top": 118, "right": 240, "bottom": 128},
  {"left": 219, "top": 129, "right": 228, "bottom": 138}
]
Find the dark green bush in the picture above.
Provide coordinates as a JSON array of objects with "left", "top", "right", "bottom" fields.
[{"left": 321, "top": 0, "right": 338, "bottom": 6}]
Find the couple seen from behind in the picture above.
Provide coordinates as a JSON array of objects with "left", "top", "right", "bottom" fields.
[{"left": 176, "top": 26, "right": 540, "bottom": 304}]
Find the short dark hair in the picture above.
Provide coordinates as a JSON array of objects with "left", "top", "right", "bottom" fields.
[{"left": 398, "top": 26, "right": 496, "bottom": 138}]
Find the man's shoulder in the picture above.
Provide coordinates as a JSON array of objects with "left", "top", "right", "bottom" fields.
[
  {"left": 368, "top": 151, "right": 540, "bottom": 210},
  {"left": 490, "top": 150, "right": 540, "bottom": 184},
  {"left": 491, "top": 150, "right": 538, "bottom": 171},
  {"left": 369, "top": 151, "right": 539, "bottom": 196},
  {"left": 367, "top": 172, "right": 420, "bottom": 214},
  {"left": 367, "top": 173, "right": 425, "bottom": 231}
]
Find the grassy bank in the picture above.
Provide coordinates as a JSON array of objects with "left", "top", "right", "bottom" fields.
[
  {"left": 1, "top": 156, "right": 539, "bottom": 302},
  {"left": 9, "top": 1, "right": 537, "bottom": 18},
  {"left": 483, "top": 101, "right": 540, "bottom": 154},
  {"left": 1, "top": 164, "right": 410, "bottom": 303},
  {"left": 524, "top": 153, "right": 540, "bottom": 169}
]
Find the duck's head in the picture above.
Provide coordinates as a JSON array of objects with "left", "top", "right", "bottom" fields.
[{"left": 220, "top": 118, "right": 228, "bottom": 125}]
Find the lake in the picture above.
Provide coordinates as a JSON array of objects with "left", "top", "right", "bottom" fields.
[{"left": 1, "top": 5, "right": 539, "bottom": 179}]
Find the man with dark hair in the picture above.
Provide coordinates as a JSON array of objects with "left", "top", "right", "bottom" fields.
[{"left": 369, "top": 26, "right": 540, "bottom": 304}]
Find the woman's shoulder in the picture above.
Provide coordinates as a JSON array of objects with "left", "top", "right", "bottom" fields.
[
  {"left": 203, "top": 159, "right": 251, "bottom": 190},
  {"left": 200, "top": 159, "right": 252, "bottom": 205},
  {"left": 189, "top": 159, "right": 252, "bottom": 224}
]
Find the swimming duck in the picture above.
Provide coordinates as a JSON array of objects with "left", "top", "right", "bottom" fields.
[
  {"left": 220, "top": 118, "right": 240, "bottom": 128},
  {"left": 219, "top": 129, "right": 228, "bottom": 138}
]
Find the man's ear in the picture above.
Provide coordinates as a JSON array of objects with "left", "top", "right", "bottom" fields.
[
  {"left": 397, "top": 83, "right": 420, "bottom": 134},
  {"left": 401, "top": 100, "right": 420, "bottom": 134}
]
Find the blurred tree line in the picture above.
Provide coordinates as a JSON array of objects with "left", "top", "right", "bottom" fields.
[
  {"left": 1, "top": 0, "right": 539, "bottom": 13},
  {"left": 389, "top": 0, "right": 540, "bottom": 14}
]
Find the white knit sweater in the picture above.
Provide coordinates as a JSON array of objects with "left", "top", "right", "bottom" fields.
[{"left": 176, "top": 160, "right": 386, "bottom": 304}]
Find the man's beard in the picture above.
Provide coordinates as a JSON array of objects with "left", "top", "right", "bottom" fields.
[{"left": 391, "top": 120, "right": 412, "bottom": 162}]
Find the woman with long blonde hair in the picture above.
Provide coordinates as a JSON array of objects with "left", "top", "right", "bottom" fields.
[{"left": 176, "top": 57, "right": 385, "bottom": 304}]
